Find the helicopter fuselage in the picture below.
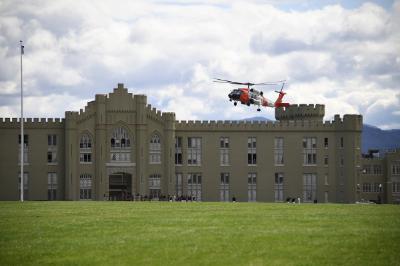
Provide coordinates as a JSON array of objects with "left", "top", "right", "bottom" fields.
[{"left": 228, "top": 87, "right": 289, "bottom": 111}]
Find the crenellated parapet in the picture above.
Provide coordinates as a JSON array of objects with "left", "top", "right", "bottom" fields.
[
  {"left": 106, "top": 83, "right": 135, "bottom": 113},
  {"left": 71, "top": 84, "right": 141, "bottom": 124},
  {"left": 75, "top": 100, "right": 97, "bottom": 124},
  {"left": 334, "top": 114, "right": 363, "bottom": 131},
  {"left": 163, "top": 112, "right": 175, "bottom": 122},
  {"left": 146, "top": 104, "right": 164, "bottom": 122},
  {"left": 146, "top": 104, "right": 177, "bottom": 128},
  {"left": 163, "top": 112, "right": 176, "bottom": 131},
  {"left": 0, "top": 117, "right": 65, "bottom": 129},
  {"left": 275, "top": 104, "right": 325, "bottom": 121},
  {"left": 175, "top": 114, "right": 362, "bottom": 132}
]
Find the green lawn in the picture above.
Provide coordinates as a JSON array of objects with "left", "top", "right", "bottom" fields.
[{"left": 0, "top": 202, "right": 399, "bottom": 265}]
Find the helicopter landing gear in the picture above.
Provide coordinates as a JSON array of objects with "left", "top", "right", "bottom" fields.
[
  {"left": 234, "top": 102, "right": 237, "bottom": 106},
  {"left": 257, "top": 108, "right": 261, "bottom": 112}
]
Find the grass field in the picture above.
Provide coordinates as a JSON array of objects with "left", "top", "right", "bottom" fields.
[{"left": 0, "top": 202, "right": 399, "bottom": 266}]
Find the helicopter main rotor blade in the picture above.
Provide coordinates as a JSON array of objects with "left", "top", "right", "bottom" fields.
[
  {"left": 253, "top": 80, "right": 286, "bottom": 86},
  {"left": 214, "top": 78, "right": 286, "bottom": 86},
  {"left": 213, "top": 78, "right": 233, "bottom": 83},
  {"left": 213, "top": 78, "right": 253, "bottom": 86}
]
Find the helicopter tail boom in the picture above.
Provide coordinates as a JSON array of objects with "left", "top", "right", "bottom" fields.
[{"left": 274, "top": 90, "right": 290, "bottom": 108}]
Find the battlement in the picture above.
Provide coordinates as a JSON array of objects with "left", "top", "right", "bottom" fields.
[
  {"left": 175, "top": 114, "right": 362, "bottom": 132},
  {"left": 275, "top": 104, "right": 325, "bottom": 121},
  {"left": 146, "top": 104, "right": 163, "bottom": 122},
  {"left": 0, "top": 117, "right": 65, "bottom": 129},
  {"left": 146, "top": 105, "right": 176, "bottom": 124}
]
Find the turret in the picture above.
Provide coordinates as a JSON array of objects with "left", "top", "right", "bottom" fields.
[{"left": 275, "top": 104, "right": 325, "bottom": 121}]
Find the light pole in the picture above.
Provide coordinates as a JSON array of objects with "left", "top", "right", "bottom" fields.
[{"left": 20, "top": 40, "right": 24, "bottom": 202}]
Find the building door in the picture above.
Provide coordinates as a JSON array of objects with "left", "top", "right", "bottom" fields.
[{"left": 109, "top": 172, "right": 132, "bottom": 200}]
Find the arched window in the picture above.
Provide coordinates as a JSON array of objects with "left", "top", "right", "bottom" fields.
[
  {"left": 80, "top": 174, "right": 92, "bottom": 200},
  {"left": 149, "top": 134, "right": 161, "bottom": 164},
  {"left": 111, "top": 127, "right": 130, "bottom": 148},
  {"left": 110, "top": 127, "right": 131, "bottom": 162},
  {"left": 80, "top": 134, "right": 92, "bottom": 148},
  {"left": 80, "top": 134, "right": 92, "bottom": 163}
]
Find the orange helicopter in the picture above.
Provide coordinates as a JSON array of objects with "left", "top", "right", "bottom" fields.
[{"left": 214, "top": 78, "right": 290, "bottom": 111}]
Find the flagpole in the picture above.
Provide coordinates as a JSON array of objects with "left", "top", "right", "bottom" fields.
[{"left": 20, "top": 40, "right": 24, "bottom": 202}]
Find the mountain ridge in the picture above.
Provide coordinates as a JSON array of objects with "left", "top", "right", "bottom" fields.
[{"left": 242, "top": 117, "right": 400, "bottom": 153}]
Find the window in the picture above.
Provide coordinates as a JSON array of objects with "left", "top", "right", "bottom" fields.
[
  {"left": 80, "top": 153, "right": 92, "bottom": 163},
  {"left": 188, "top": 137, "right": 201, "bottom": 165},
  {"left": 248, "top": 173, "right": 257, "bottom": 202},
  {"left": 187, "top": 173, "right": 202, "bottom": 201},
  {"left": 47, "top": 134, "right": 57, "bottom": 164},
  {"left": 274, "top": 173, "right": 284, "bottom": 202},
  {"left": 149, "top": 134, "right": 161, "bottom": 164},
  {"left": 18, "top": 172, "right": 28, "bottom": 199},
  {"left": 220, "top": 173, "right": 230, "bottom": 202},
  {"left": 303, "top": 137, "right": 317, "bottom": 165},
  {"left": 149, "top": 174, "right": 161, "bottom": 198},
  {"left": 48, "top": 134, "right": 57, "bottom": 146},
  {"left": 47, "top": 172, "right": 57, "bottom": 200},
  {"left": 176, "top": 173, "right": 183, "bottom": 196},
  {"left": 47, "top": 151, "right": 57, "bottom": 163},
  {"left": 362, "top": 183, "right": 380, "bottom": 193},
  {"left": 18, "top": 134, "right": 28, "bottom": 164},
  {"left": 80, "top": 174, "right": 92, "bottom": 200},
  {"left": 220, "top": 137, "right": 230, "bottom": 166},
  {"left": 373, "top": 165, "right": 382, "bottom": 175},
  {"left": 274, "top": 137, "right": 284, "bottom": 165},
  {"left": 80, "top": 134, "right": 92, "bottom": 163},
  {"left": 110, "top": 127, "right": 131, "bottom": 162},
  {"left": 363, "top": 165, "right": 371, "bottom": 175},
  {"left": 18, "top": 134, "right": 29, "bottom": 147},
  {"left": 175, "top": 137, "right": 183, "bottom": 165},
  {"left": 324, "top": 174, "right": 329, "bottom": 185},
  {"left": 393, "top": 182, "right": 400, "bottom": 193},
  {"left": 392, "top": 163, "right": 400, "bottom": 175},
  {"left": 324, "top": 138, "right": 328, "bottom": 148},
  {"left": 340, "top": 137, "right": 344, "bottom": 148},
  {"left": 340, "top": 156, "right": 344, "bottom": 167},
  {"left": 364, "top": 183, "right": 371, "bottom": 192},
  {"left": 248, "top": 137, "right": 257, "bottom": 165},
  {"left": 111, "top": 128, "right": 130, "bottom": 148},
  {"left": 80, "top": 134, "right": 92, "bottom": 149},
  {"left": 303, "top": 173, "right": 317, "bottom": 202},
  {"left": 324, "top": 155, "right": 328, "bottom": 166}
]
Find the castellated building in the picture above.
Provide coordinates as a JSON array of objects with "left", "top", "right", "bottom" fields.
[{"left": 1, "top": 83, "right": 399, "bottom": 203}]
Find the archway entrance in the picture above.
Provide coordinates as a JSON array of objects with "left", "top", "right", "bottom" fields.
[{"left": 109, "top": 172, "right": 132, "bottom": 200}]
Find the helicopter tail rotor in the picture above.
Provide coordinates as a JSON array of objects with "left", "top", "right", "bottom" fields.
[{"left": 274, "top": 82, "right": 286, "bottom": 94}]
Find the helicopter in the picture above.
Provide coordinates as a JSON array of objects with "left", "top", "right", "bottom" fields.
[{"left": 213, "top": 78, "right": 290, "bottom": 111}]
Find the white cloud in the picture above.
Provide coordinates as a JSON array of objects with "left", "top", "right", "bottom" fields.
[
  {"left": 0, "top": 0, "right": 399, "bottom": 128},
  {"left": 0, "top": 93, "right": 90, "bottom": 118}
]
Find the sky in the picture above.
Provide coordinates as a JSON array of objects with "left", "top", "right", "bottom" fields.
[{"left": 0, "top": 0, "right": 399, "bottom": 129}]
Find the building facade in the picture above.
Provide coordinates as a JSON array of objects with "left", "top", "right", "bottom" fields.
[
  {"left": 1, "top": 83, "right": 397, "bottom": 203},
  {"left": 359, "top": 149, "right": 400, "bottom": 204}
]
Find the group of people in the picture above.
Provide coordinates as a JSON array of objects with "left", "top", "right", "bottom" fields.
[
  {"left": 286, "top": 197, "right": 301, "bottom": 204},
  {"left": 286, "top": 197, "right": 318, "bottom": 203},
  {"left": 107, "top": 192, "right": 199, "bottom": 202}
]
